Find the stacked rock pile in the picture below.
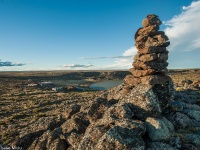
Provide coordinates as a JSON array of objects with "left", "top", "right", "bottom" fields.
[
  {"left": 124, "top": 14, "right": 171, "bottom": 88},
  {"left": 120, "top": 14, "right": 175, "bottom": 113}
]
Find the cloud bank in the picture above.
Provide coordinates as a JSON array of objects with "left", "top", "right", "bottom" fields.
[
  {"left": 0, "top": 60, "right": 25, "bottom": 67},
  {"left": 164, "top": 0, "right": 200, "bottom": 52}
]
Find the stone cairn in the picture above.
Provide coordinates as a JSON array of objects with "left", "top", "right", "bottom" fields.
[
  {"left": 124, "top": 14, "right": 170, "bottom": 88},
  {"left": 123, "top": 14, "right": 174, "bottom": 114}
]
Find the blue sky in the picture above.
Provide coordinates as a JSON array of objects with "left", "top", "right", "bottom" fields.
[{"left": 0, "top": 0, "right": 199, "bottom": 71}]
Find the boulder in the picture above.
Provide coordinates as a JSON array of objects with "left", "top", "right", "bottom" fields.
[
  {"left": 120, "top": 84, "right": 162, "bottom": 119},
  {"left": 145, "top": 117, "right": 174, "bottom": 141},
  {"left": 78, "top": 119, "right": 146, "bottom": 150}
]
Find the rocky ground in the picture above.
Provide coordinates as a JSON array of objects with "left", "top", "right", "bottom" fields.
[{"left": 0, "top": 69, "right": 200, "bottom": 149}]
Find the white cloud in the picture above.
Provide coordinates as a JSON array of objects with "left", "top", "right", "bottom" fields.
[
  {"left": 164, "top": 0, "right": 200, "bottom": 52},
  {"left": 122, "top": 46, "right": 137, "bottom": 56},
  {"left": 103, "top": 47, "right": 137, "bottom": 70},
  {"left": 0, "top": 60, "right": 25, "bottom": 67},
  {"left": 61, "top": 64, "right": 94, "bottom": 69}
]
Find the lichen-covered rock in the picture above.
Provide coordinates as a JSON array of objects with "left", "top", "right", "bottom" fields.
[
  {"left": 123, "top": 75, "right": 141, "bottom": 87},
  {"left": 145, "top": 117, "right": 174, "bottom": 141},
  {"left": 99, "top": 84, "right": 126, "bottom": 100},
  {"left": 183, "top": 134, "right": 200, "bottom": 147},
  {"left": 120, "top": 84, "right": 162, "bottom": 119},
  {"left": 170, "top": 101, "right": 184, "bottom": 112},
  {"left": 102, "top": 103, "right": 135, "bottom": 122},
  {"left": 130, "top": 68, "right": 159, "bottom": 77},
  {"left": 61, "top": 112, "right": 89, "bottom": 135},
  {"left": 147, "top": 142, "right": 178, "bottom": 150},
  {"left": 48, "top": 138, "right": 68, "bottom": 150},
  {"left": 28, "top": 128, "right": 68, "bottom": 150},
  {"left": 182, "top": 109, "right": 200, "bottom": 121},
  {"left": 140, "top": 75, "right": 172, "bottom": 85},
  {"left": 87, "top": 98, "right": 116, "bottom": 123},
  {"left": 169, "top": 112, "right": 193, "bottom": 129},
  {"left": 78, "top": 119, "right": 146, "bottom": 150},
  {"left": 181, "top": 144, "right": 199, "bottom": 150},
  {"left": 133, "top": 60, "right": 168, "bottom": 70},
  {"left": 62, "top": 104, "right": 81, "bottom": 119},
  {"left": 95, "top": 126, "right": 145, "bottom": 150}
]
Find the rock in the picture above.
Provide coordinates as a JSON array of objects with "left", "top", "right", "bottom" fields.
[
  {"left": 142, "top": 14, "right": 162, "bottom": 27},
  {"left": 78, "top": 119, "right": 146, "bottom": 150},
  {"left": 170, "top": 101, "right": 184, "bottom": 112},
  {"left": 145, "top": 117, "right": 173, "bottom": 141},
  {"left": 184, "top": 134, "right": 200, "bottom": 147},
  {"left": 61, "top": 112, "right": 89, "bottom": 136},
  {"left": 134, "top": 52, "right": 168, "bottom": 62},
  {"left": 87, "top": 98, "right": 116, "bottom": 123},
  {"left": 168, "top": 112, "right": 192, "bottom": 129},
  {"left": 134, "top": 53, "right": 157, "bottom": 62},
  {"left": 147, "top": 142, "right": 178, "bottom": 150},
  {"left": 144, "top": 33, "right": 170, "bottom": 47},
  {"left": 102, "top": 103, "right": 135, "bottom": 122},
  {"left": 12, "top": 130, "right": 45, "bottom": 149},
  {"left": 99, "top": 84, "right": 126, "bottom": 100},
  {"left": 140, "top": 75, "right": 172, "bottom": 85},
  {"left": 48, "top": 139, "right": 68, "bottom": 150},
  {"left": 138, "top": 46, "right": 167, "bottom": 55},
  {"left": 133, "top": 60, "right": 168, "bottom": 70},
  {"left": 121, "top": 84, "right": 162, "bottom": 119},
  {"left": 130, "top": 68, "right": 159, "bottom": 77},
  {"left": 62, "top": 104, "right": 81, "bottom": 119},
  {"left": 181, "top": 144, "right": 199, "bottom": 150},
  {"left": 123, "top": 75, "right": 141, "bottom": 87},
  {"left": 95, "top": 126, "right": 145, "bottom": 150},
  {"left": 183, "top": 109, "right": 200, "bottom": 121},
  {"left": 28, "top": 128, "right": 68, "bottom": 150}
]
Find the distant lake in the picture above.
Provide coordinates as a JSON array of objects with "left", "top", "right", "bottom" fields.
[{"left": 89, "top": 80, "right": 123, "bottom": 90}]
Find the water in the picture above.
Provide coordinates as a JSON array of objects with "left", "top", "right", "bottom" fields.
[{"left": 89, "top": 80, "right": 123, "bottom": 90}]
